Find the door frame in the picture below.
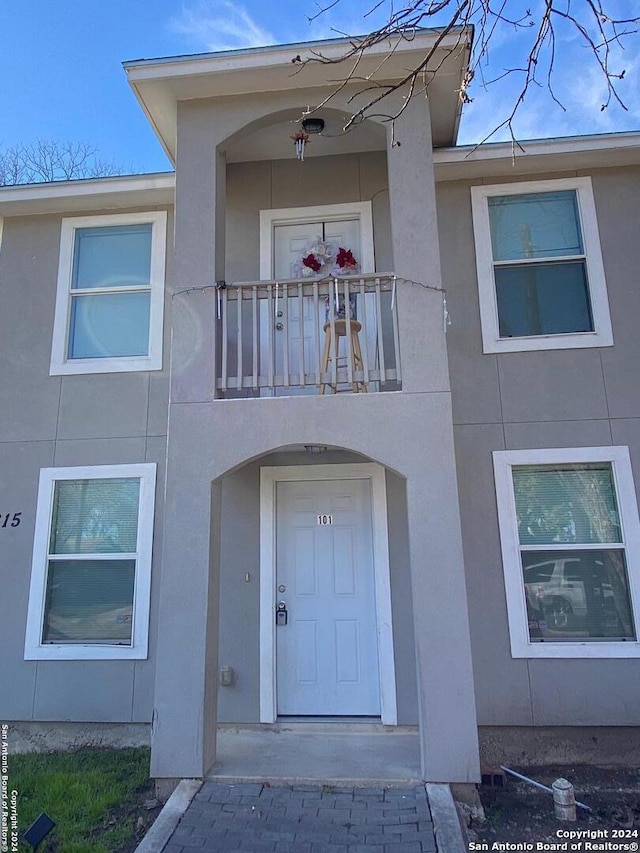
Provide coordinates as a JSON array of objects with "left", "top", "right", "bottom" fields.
[
  {"left": 259, "top": 463, "right": 398, "bottom": 724},
  {"left": 259, "top": 202, "right": 375, "bottom": 279}
]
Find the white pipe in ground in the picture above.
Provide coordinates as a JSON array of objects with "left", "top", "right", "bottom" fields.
[
  {"left": 499, "top": 766, "right": 592, "bottom": 813},
  {"left": 552, "top": 778, "right": 577, "bottom": 822}
]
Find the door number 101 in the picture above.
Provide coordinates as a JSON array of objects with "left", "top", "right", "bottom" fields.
[{"left": 317, "top": 514, "right": 333, "bottom": 526}]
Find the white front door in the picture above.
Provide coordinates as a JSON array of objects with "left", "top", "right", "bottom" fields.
[{"left": 275, "top": 478, "right": 381, "bottom": 716}]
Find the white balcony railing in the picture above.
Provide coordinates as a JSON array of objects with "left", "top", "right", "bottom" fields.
[{"left": 216, "top": 274, "right": 401, "bottom": 396}]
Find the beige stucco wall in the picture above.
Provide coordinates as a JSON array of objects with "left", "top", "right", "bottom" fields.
[
  {"left": 0, "top": 206, "right": 173, "bottom": 724},
  {"left": 225, "top": 152, "right": 393, "bottom": 283},
  {"left": 437, "top": 165, "right": 640, "bottom": 726}
]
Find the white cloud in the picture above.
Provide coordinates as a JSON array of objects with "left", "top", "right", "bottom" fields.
[
  {"left": 169, "top": 0, "right": 277, "bottom": 52},
  {"left": 565, "top": 44, "right": 640, "bottom": 128}
]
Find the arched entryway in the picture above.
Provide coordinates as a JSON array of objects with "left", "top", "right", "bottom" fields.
[
  {"left": 212, "top": 446, "right": 419, "bottom": 731},
  {"left": 209, "top": 444, "right": 423, "bottom": 782}
]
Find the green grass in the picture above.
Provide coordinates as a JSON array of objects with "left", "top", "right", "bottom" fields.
[{"left": 8, "top": 747, "right": 152, "bottom": 853}]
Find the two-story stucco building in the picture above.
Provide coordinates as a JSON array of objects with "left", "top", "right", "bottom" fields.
[{"left": 2, "top": 29, "right": 640, "bottom": 789}]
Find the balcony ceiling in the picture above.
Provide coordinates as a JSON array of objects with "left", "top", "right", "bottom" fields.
[
  {"left": 225, "top": 111, "right": 386, "bottom": 163},
  {"left": 124, "top": 29, "right": 471, "bottom": 163}
]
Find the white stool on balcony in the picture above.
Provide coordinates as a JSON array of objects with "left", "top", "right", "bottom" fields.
[{"left": 319, "top": 319, "right": 367, "bottom": 394}]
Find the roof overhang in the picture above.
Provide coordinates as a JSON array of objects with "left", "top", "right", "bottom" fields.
[
  {"left": 0, "top": 173, "right": 175, "bottom": 217},
  {"left": 434, "top": 131, "right": 640, "bottom": 181},
  {"left": 124, "top": 29, "right": 472, "bottom": 161}
]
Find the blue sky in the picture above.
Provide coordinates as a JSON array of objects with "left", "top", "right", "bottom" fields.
[{"left": 2, "top": 0, "right": 640, "bottom": 175}]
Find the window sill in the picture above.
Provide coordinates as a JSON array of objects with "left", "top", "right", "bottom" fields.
[
  {"left": 510, "top": 639, "right": 640, "bottom": 659},
  {"left": 49, "top": 355, "right": 162, "bottom": 376},
  {"left": 483, "top": 330, "right": 613, "bottom": 354},
  {"left": 24, "top": 643, "right": 148, "bottom": 661}
]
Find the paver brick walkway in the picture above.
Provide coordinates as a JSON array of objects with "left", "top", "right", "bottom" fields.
[{"left": 163, "top": 782, "right": 437, "bottom": 852}]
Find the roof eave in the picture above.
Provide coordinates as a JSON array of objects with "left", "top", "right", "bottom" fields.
[
  {"left": 0, "top": 172, "right": 175, "bottom": 216},
  {"left": 123, "top": 28, "right": 470, "bottom": 80},
  {"left": 124, "top": 29, "right": 473, "bottom": 160},
  {"left": 434, "top": 131, "right": 640, "bottom": 180}
]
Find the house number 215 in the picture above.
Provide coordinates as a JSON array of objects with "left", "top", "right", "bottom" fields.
[
  {"left": 317, "top": 514, "right": 333, "bottom": 526},
  {"left": 1, "top": 512, "right": 22, "bottom": 528}
]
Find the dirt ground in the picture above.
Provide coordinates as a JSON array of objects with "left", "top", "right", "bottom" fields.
[
  {"left": 468, "top": 766, "right": 640, "bottom": 845},
  {"left": 112, "top": 791, "right": 163, "bottom": 853}
]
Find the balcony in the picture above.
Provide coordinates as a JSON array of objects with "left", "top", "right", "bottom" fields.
[{"left": 216, "top": 274, "right": 401, "bottom": 397}]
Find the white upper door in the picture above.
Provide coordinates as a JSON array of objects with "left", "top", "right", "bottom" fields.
[
  {"left": 264, "top": 219, "right": 361, "bottom": 395},
  {"left": 273, "top": 219, "right": 361, "bottom": 279},
  {"left": 275, "top": 477, "right": 381, "bottom": 716}
]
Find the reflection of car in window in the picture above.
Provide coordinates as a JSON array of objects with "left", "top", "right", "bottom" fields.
[
  {"left": 524, "top": 558, "right": 585, "bottom": 628},
  {"left": 523, "top": 556, "right": 616, "bottom": 634}
]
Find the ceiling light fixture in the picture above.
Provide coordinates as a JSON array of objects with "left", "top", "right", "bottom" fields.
[
  {"left": 292, "top": 119, "right": 325, "bottom": 161},
  {"left": 304, "top": 445, "right": 328, "bottom": 455},
  {"left": 301, "top": 117, "right": 325, "bottom": 135}
]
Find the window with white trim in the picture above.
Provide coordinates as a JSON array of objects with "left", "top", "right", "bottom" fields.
[
  {"left": 493, "top": 447, "right": 640, "bottom": 658},
  {"left": 50, "top": 211, "right": 166, "bottom": 375},
  {"left": 25, "top": 463, "right": 156, "bottom": 660},
  {"left": 471, "top": 178, "right": 613, "bottom": 353}
]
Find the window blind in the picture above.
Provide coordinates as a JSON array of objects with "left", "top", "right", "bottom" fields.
[{"left": 513, "top": 463, "right": 621, "bottom": 546}]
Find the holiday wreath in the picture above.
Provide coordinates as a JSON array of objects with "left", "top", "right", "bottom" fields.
[
  {"left": 293, "top": 238, "right": 359, "bottom": 320},
  {"left": 293, "top": 238, "right": 359, "bottom": 278}
]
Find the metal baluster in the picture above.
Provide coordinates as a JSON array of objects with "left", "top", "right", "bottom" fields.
[
  {"left": 375, "top": 281, "right": 387, "bottom": 384},
  {"left": 391, "top": 276, "right": 402, "bottom": 384},
  {"left": 329, "top": 281, "right": 337, "bottom": 391},
  {"left": 221, "top": 286, "right": 228, "bottom": 392},
  {"left": 252, "top": 286, "right": 258, "bottom": 390},
  {"left": 298, "top": 281, "right": 304, "bottom": 387},
  {"left": 236, "top": 286, "right": 243, "bottom": 391},
  {"left": 282, "top": 283, "right": 289, "bottom": 387},
  {"left": 313, "top": 281, "right": 321, "bottom": 389},
  {"left": 267, "top": 284, "right": 274, "bottom": 390},
  {"left": 358, "top": 278, "right": 369, "bottom": 386}
]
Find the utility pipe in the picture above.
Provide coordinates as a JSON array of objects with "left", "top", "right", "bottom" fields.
[
  {"left": 499, "top": 765, "right": 592, "bottom": 812},
  {"left": 553, "top": 778, "right": 577, "bottom": 822}
]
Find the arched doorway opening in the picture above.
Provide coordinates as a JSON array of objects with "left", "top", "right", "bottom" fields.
[
  {"left": 212, "top": 445, "right": 419, "bottom": 729},
  {"left": 209, "top": 444, "right": 421, "bottom": 781}
]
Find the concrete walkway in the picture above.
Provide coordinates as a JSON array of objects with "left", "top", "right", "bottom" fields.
[{"left": 162, "top": 781, "right": 438, "bottom": 852}]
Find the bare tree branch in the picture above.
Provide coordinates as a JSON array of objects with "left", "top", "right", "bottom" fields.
[
  {"left": 0, "top": 140, "right": 127, "bottom": 186},
  {"left": 295, "top": 0, "right": 640, "bottom": 142}
]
